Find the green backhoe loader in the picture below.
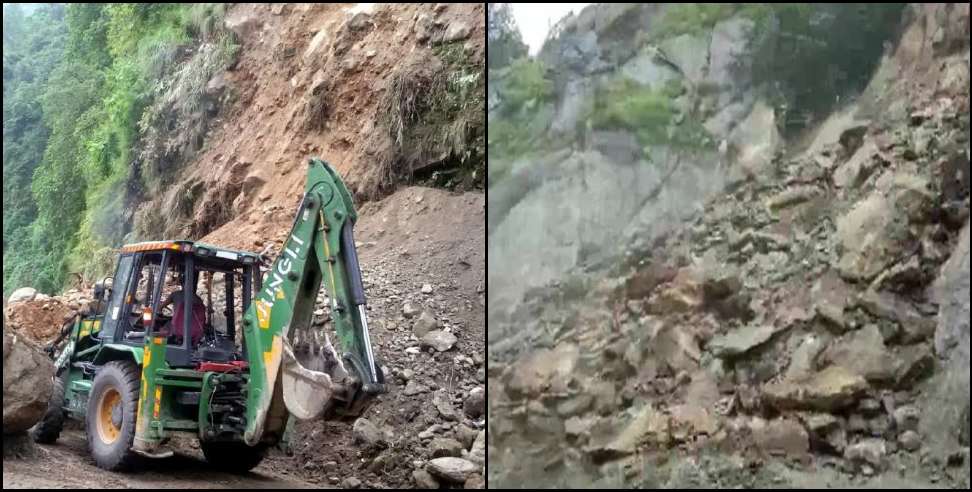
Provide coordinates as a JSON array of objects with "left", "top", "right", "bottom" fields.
[{"left": 31, "top": 158, "right": 386, "bottom": 472}]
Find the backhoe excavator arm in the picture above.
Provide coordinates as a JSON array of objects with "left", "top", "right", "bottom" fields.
[{"left": 242, "top": 158, "right": 385, "bottom": 446}]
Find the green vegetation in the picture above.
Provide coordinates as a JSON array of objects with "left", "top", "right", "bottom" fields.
[
  {"left": 487, "top": 58, "right": 557, "bottom": 161},
  {"left": 501, "top": 59, "right": 554, "bottom": 112},
  {"left": 377, "top": 40, "right": 486, "bottom": 194},
  {"left": 588, "top": 77, "right": 710, "bottom": 152},
  {"left": 3, "top": 3, "right": 238, "bottom": 297},
  {"left": 591, "top": 78, "right": 676, "bottom": 145},
  {"left": 488, "top": 3, "right": 528, "bottom": 70},
  {"left": 648, "top": 3, "right": 905, "bottom": 135},
  {"left": 653, "top": 3, "right": 740, "bottom": 39},
  {"left": 746, "top": 3, "right": 907, "bottom": 134}
]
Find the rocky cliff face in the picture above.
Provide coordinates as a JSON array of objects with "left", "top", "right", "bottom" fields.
[{"left": 488, "top": 3, "right": 970, "bottom": 488}]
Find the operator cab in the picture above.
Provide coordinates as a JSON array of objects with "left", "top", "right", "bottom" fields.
[{"left": 95, "top": 240, "right": 263, "bottom": 368}]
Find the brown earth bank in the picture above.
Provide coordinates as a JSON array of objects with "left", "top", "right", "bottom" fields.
[{"left": 136, "top": 2, "right": 485, "bottom": 242}]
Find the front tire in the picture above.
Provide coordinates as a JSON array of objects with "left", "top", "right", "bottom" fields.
[
  {"left": 31, "top": 373, "right": 67, "bottom": 444},
  {"left": 86, "top": 360, "right": 141, "bottom": 471},
  {"left": 202, "top": 441, "right": 267, "bottom": 473}
]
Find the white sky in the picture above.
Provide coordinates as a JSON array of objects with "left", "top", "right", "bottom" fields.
[{"left": 510, "top": 3, "right": 591, "bottom": 56}]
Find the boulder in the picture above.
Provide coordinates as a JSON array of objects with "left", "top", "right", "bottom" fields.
[
  {"left": 413, "top": 311, "right": 440, "bottom": 338},
  {"left": 7, "top": 288, "right": 37, "bottom": 304},
  {"left": 763, "top": 366, "right": 868, "bottom": 412},
  {"left": 892, "top": 173, "right": 935, "bottom": 223},
  {"left": 455, "top": 424, "right": 478, "bottom": 450},
  {"left": 413, "top": 469, "right": 440, "bottom": 489},
  {"left": 224, "top": 11, "right": 264, "bottom": 40},
  {"left": 893, "top": 406, "right": 921, "bottom": 432},
  {"left": 834, "top": 140, "right": 880, "bottom": 189},
  {"left": 464, "top": 387, "right": 485, "bottom": 419},
  {"left": 464, "top": 474, "right": 486, "bottom": 489},
  {"left": 433, "top": 389, "right": 460, "bottom": 422},
  {"left": 821, "top": 325, "right": 896, "bottom": 385},
  {"left": 4, "top": 296, "right": 76, "bottom": 344},
  {"left": 892, "top": 343, "right": 934, "bottom": 389},
  {"left": 766, "top": 186, "right": 821, "bottom": 212},
  {"left": 752, "top": 418, "right": 810, "bottom": 459},
  {"left": 3, "top": 326, "right": 55, "bottom": 433},
  {"left": 467, "top": 431, "right": 485, "bottom": 467},
  {"left": 670, "top": 404, "right": 720, "bottom": 441},
  {"left": 856, "top": 290, "right": 936, "bottom": 343},
  {"left": 442, "top": 21, "right": 470, "bottom": 42},
  {"left": 845, "top": 439, "right": 887, "bottom": 471},
  {"left": 421, "top": 330, "right": 458, "bottom": 352},
  {"left": 727, "top": 100, "right": 781, "bottom": 177},
  {"left": 3, "top": 432, "right": 38, "bottom": 459},
  {"left": 932, "top": 221, "right": 970, "bottom": 357},
  {"left": 836, "top": 192, "right": 910, "bottom": 281},
  {"left": 709, "top": 324, "right": 785, "bottom": 359},
  {"left": 811, "top": 272, "right": 854, "bottom": 330},
  {"left": 503, "top": 344, "right": 578, "bottom": 399},
  {"left": 897, "top": 430, "right": 921, "bottom": 452},
  {"left": 427, "top": 457, "right": 479, "bottom": 484},
  {"left": 403, "top": 302, "right": 420, "bottom": 318},
  {"left": 646, "top": 268, "right": 703, "bottom": 314},
  {"left": 587, "top": 404, "right": 670, "bottom": 461},
  {"left": 799, "top": 413, "right": 847, "bottom": 454},
  {"left": 352, "top": 418, "right": 388, "bottom": 449},
  {"left": 785, "top": 333, "right": 831, "bottom": 381}
]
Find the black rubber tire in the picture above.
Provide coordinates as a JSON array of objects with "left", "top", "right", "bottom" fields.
[
  {"left": 31, "top": 373, "right": 68, "bottom": 444},
  {"left": 85, "top": 360, "right": 142, "bottom": 471},
  {"left": 201, "top": 441, "right": 267, "bottom": 474}
]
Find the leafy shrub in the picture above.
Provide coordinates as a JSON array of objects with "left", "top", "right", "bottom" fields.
[
  {"left": 653, "top": 3, "right": 740, "bottom": 39},
  {"left": 591, "top": 78, "right": 675, "bottom": 146},
  {"left": 4, "top": 3, "right": 240, "bottom": 294},
  {"left": 501, "top": 58, "right": 554, "bottom": 113}
]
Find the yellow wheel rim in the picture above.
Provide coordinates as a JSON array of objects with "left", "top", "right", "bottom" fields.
[{"left": 97, "top": 387, "right": 122, "bottom": 445}]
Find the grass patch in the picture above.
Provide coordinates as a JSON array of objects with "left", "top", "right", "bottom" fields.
[
  {"left": 591, "top": 78, "right": 676, "bottom": 143},
  {"left": 377, "top": 41, "right": 486, "bottom": 193}
]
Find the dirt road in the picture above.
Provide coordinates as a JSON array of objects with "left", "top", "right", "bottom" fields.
[{"left": 2, "top": 430, "right": 315, "bottom": 489}]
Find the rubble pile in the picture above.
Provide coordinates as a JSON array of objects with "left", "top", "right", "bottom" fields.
[{"left": 489, "top": 67, "right": 970, "bottom": 488}]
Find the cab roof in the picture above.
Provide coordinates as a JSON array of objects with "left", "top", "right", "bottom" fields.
[{"left": 118, "top": 240, "right": 261, "bottom": 264}]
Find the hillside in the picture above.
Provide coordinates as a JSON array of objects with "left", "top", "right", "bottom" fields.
[
  {"left": 4, "top": 3, "right": 485, "bottom": 490},
  {"left": 488, "top": 3, "right": 969, "bottom": 488}
]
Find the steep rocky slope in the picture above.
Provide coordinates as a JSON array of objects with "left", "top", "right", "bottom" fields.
[
  {"left": 133, "top": 3, "right": 484, "bottom": 243},
  {"left": 489, "top": 3, "right": 969, "bottom": 488}
]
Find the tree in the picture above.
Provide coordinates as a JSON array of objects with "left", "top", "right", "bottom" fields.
[{"left": 488, "top": 3, "right": 528, "bottom": 70}]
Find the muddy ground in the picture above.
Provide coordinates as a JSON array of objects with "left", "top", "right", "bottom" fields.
[{"left": 1, "top": 429, "right": 314, "bottom": 489}]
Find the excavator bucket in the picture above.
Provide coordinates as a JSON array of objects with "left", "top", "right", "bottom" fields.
[
  {"left": 242, "top": 158, "right": 384, "bottom": 445},
  {"left": 281, "top": 331, "right": 347, "bottom": 420}
]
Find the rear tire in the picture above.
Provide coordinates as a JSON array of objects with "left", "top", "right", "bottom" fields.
[
  {"left": 202, "top": 441, "right": 267, "bottom": 473},
  {"left": 31, "top": 373, "right": 67, "bottom": 444},
  {"left": 86, "top": 360, "right": 141, "bottom": 471}
]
